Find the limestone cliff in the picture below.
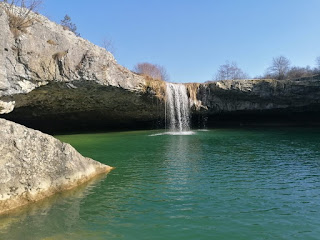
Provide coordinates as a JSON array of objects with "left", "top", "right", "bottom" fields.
[
  {"left": 0, "top": 118, "right": 113, "bottom": 215},
  {"left": 0, "top": 3, "right": 165, "bottom": 132},
  {"left": 189, "top": 76, "right": 320, "bottom": 126},
  {"left": 1, "top": 3, "right": 320, "bottom": 130}
]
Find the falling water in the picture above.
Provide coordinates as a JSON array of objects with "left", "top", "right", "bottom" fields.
[{"left": 166, "top": 83, "right": 190, "bottom": 132}]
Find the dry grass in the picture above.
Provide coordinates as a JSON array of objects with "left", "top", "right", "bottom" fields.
[
  {"left": 1, "top": 1, "right": 42, "bottom": 38},
  {"left": 6, "top": 11, "right": 33, "bottom": 37},
  {"left": 143, "top": 76, "right": 166, "bottom": 100},
  {"left": 100, "top": 65, "right": 108, "bottom": 71},
  {"left": 47, "top": 39, "right": 57, "bottom": 45},
  {"left": 62, "top": 25, "right": 69, "bottom": 31},
  {"left": 52, "top": 51, "right": 68, "bottom": 61},
  {"left": 186, "top": 83, "right": 200, "bottom": 103}
]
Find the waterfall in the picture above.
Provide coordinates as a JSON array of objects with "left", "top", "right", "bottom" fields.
[{"left": 166, "top": 83, "right": 190, "bottom": 132}]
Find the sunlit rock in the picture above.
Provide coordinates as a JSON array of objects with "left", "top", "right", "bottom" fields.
[{"left": 0, "top": 118, "right": 113, "bottom": 215}]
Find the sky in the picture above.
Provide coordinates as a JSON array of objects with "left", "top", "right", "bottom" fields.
[{"left": 40, "top": 0, "right": 320, "bottom": 83}]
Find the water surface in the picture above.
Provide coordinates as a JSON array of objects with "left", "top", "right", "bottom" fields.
[{"left": 1, "top": 128, "right": 320, "bottom": 239}]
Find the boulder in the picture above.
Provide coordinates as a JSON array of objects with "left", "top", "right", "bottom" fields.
[{"left": 0, "top": 118, "right": 113, "bottom": 215}]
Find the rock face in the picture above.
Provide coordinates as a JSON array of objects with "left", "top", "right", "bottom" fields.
[
  {"left": 0, "top": 118, "right": 113, "bottom": 215},
  {"left": 0, "top": 4, "right": 165, "bottom": 132},
  {"left": 1, "top": 3, "right": 320, "bottom": 130},
  {"left": 190, "top": 76, "right": 320, "bottom": 126}
]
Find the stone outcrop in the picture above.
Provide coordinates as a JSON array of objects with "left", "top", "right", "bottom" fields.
[
  {"left": 1, "top": 3, "right": 320, "bottom": 131},
  {"left": 189, "top": 76, "right": 320, "bottom": 126},
  {"left": 0, "top": 4, "right": 144, "bottom": 97},
  {"left": 0, "top": 118, "right": 113, "bottom": 215},
  {"left": 0, "top": 3, "right": 165, "bottom": 132}
]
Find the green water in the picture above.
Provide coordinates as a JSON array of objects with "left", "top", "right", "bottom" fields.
[{"left": 1, "top": 128, "right": 320, "bottom": 240}]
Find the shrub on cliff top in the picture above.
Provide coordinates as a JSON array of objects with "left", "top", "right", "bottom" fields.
[
  {"left": 133, "top": 62, "right": 169, "bottom": 82},
  {"left": 214, "top": 61, "right": 249, "bottom": 81},
  {"left": 60, "top": 14, "right": 80, "bottom": 37},
  {"left": 0, "top": 0, "right": 42, "bottom": 37}
]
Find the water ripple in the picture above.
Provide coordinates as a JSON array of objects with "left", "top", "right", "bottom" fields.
[{"left": 1, "top": 128, "right": 320, "bottom": 240}]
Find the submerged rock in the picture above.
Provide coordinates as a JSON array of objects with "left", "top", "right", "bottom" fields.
[{"left": 0, "top": 118, "right": 113, "bottom": 215}]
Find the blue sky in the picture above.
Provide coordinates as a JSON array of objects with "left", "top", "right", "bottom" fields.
[{"left": 41, "top": 0, "right": 320, "bottom": 83}]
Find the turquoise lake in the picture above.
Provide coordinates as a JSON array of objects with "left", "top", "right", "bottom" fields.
[{"left": 0, "top": 128, "right": 320, "bottom": 239}]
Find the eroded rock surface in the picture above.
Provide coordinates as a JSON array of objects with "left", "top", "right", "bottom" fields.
[
  {"left": 0, "top": 118, "right": 113, "bottom": 214},
  {"left": 0, "top": 3, "right": 165, "bottom": 131},
  {"left": 191, "top": 76, "right": 320, "bottom": 126},
  {"left": 0, "top": 4, "right": 143, "bottom": 95},
  {"left": 1, "top": 3, "right": 320, "bottom": 130}
]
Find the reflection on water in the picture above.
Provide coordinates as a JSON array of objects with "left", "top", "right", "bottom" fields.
[
  {"left": 0, "top": 174, "right": 108, "bottom": 240},
  {"left": 0, "top": 128, "right": 320, "bottom": 240},
  {"left": 164, "top": 134, "right": 202, "bottom": 188}
]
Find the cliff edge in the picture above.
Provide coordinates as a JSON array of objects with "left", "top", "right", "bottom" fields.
[
  {"left": 191, "top": 76, "right": 320, "bottom": 126},
  {"left": 0, "top": 3, "right": 164, "bottom": 132}
]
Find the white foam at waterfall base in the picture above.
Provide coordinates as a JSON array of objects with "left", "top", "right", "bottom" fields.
[
  {"left": 165, "top": 83, "right": 191, "bottom": 132},
  {"left": 149, "top": 131, "right": 196, "bottom": 137}
]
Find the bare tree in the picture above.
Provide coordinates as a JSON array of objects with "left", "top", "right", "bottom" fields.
[
  {"left": 316, "top": 56, "right": 320, "bottom": 71},
  {"left": 0, "top": 0, "right": 42, "bottom": 12},
  {"left": 60, "top": 14, "right": 80, "bottom": 37},
  {"left": 133, "top": 62, "right": 169, "bottom": 81},
  {"left": 0, "top": 0, "right": 42, "bottom": 37},
  {"left": 286, "top": 66, "right": 308, "bottom": 79},
  {"left": 102, "top": 37, "right": 115, "bottom": 55},
  {"left": 214, "top": 61, "right": 248, "bottom": 81},
  {"left": 267, "top": 56, "right": 290, "bottom": 80},
  {"left": 286, "top": 66, "right": 319, "bottom": 79}
]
